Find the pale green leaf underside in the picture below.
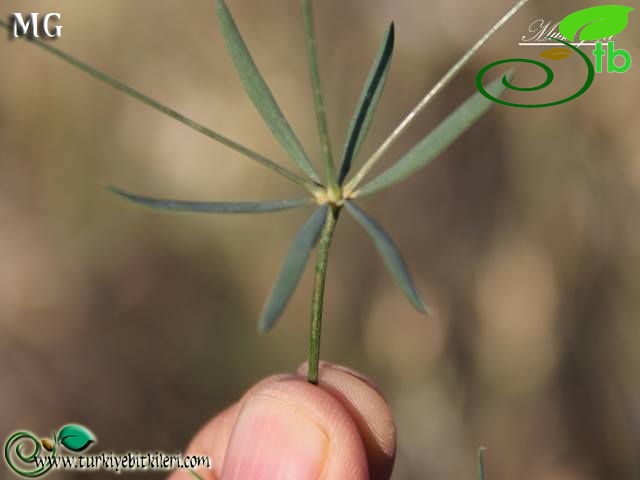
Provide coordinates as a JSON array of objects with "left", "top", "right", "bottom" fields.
[
  {"left": 259, "top": 206, "right": 329, "bottom": 332},
  {"left": 345, "top": 201, "right": 428, "bottom": 314},
  {"left": 108, "top": 186, "right": 312, "bottom": 214},
  {"left": 216, "top": 0, "right": 320, "bottom": 183},
  {"left": 339, "top": 22, "right": 395, "bottom": 184},
  {"left": 356, "top": 74, "right": 509, "bottom": 197}
]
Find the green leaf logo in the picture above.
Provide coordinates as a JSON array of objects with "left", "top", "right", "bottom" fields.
[
  {"left": 559, "top": 5, "right": 634, "bottom": 42},
  {"left": 57, "top": 425, "right": 95, "bottom": 453}
]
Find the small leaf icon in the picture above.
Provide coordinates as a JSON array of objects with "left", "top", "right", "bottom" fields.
[
  {"left": 539, "top": 47, "right": 575, "bottom": 61},
  {"left": 57, "top": 425, "right": 95, "bottom": 453},
  {"left": 559, "top": 5, "right": 634, "bottom": 42}
]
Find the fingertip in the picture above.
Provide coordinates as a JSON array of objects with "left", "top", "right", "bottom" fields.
[
  {"left": 222, "top": 377, "right": 369, "bottom": 479},
  {"left": 298, "top": 361, "right": 397, "bottom": 480},
  {"left": 173, "top": 366, "right": 396, "bottom": 480},
  {"left": 175, "top": 374, "right": 294, "bottom": 478}
]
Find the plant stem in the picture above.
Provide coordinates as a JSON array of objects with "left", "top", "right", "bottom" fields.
[
  {"left": 308, "top": 205, "right": 340, "bottom": 384},
  {"left": 477, "top": 447, "right": 486, "bottom": 480},
  {"left": 344, "top": 0, "right": 531, "bottom": 195},
  {"left": 301, "top": 0, "right": 340, "bottom": 198},
  {"left": 0, "top": 19, "right": 321, "bottom": 196}
]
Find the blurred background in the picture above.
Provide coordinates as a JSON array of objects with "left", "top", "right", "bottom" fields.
[{"left": 1, "top": 0, "right": 639, "bottom": 478}]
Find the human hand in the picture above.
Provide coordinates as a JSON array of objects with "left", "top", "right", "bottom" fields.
[{"left": 169, "top": 361, "right": 396, "bottom": 480}]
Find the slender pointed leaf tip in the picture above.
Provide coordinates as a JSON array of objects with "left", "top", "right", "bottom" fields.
[
  {"left": 107, "top": 186, "right": 312, "bottom": 214},
  {"left": 216, "top": 0, "right": 321, "bottom": 183},
  {"left": 259, "top": 206, "right": 329, "bottom": 332},
  {"left": 339, "top": 22, "right": 395, "bottom": 185},
  {"left": 0, "top": 19, "right": 320, "bottom": 193},
  {"left": 345, "top": 201, "right": 429, "bottom": 314}
]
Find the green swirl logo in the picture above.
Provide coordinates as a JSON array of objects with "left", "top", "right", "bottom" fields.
[
  {"left": 476, "top": 38, "right": 595, "bottom": 108},
  {"left": 4, "top": 425, "right": 95, "bottom": 478},
  {"left": 4, "top": 432, "right": 57, "bottom": 478},
  {"left": 477, "top": 5, "right": 634, "bottom": 108}
]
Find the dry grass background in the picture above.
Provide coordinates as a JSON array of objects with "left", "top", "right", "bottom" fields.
[{"left": 1, "top": 1, "right": 640, "bottom": 478}]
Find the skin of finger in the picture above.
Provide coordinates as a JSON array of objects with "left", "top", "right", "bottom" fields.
[
  {"left": 221, "top": 377, "right": 369, "bottom": 480},
  {"left": 298, "top": 362, "right": 397, "bottom": 480},
  {"left": 168, "top": 404, "right": 237, "bottom": 480},
  {"left": 168, "top": 374, "right": 293, "bottom": 480},
  {"left": 169, "top": 365, "right": 393, "bottom": 480}
]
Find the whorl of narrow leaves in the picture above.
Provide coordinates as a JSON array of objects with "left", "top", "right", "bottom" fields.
[
  {"left": 339, "top": 22, "right": 395, "bottom": 184},
  {"left": 355, "top": 74, "right": 511, "bottom": 197},
  {"left": 2, "top": 0, "right": 531, "bottom": 386},
  {"left": 259, "top": 206, "right": 329, "bottom": 332},
  {"left": 345, "top": 201, "right": 428, "bottom": 314},
  {"left": 215, "top": 0, "right": 321, "bottom": 183}
]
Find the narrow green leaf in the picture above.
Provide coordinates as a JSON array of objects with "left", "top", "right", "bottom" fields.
[
  {"left": 339, "top": 23, "right": 395, "bottom": 184},
  {"left": 216, "top": 0, "right": 320, "bottom": 183},
  {"left": 301, "top": 0, "right": 338, "bottom": 193},
  {"left": 345, "top": 201, "right": 428, "bottom": 314},
  {"left": 355, "top": 74, "right": 509, "bottom": 197},
  {"left": 477, "top": 448, "right": 486, "bottom": 480},
  {"left": 108, "top": 186, "right": 312, "bottom": 214},
  {"left": 259, "top": 206, "right": 328, "bottom": 332},
  {"left": 344, "top": 0, "right": 530, "bottom": 194},
  {"left": 0, "top": 20, "right": 319, "bottom": 194}
]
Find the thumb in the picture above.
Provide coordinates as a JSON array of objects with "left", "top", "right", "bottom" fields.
[{"left": 220, "top": 377, "right": 368, "bottom": 479}]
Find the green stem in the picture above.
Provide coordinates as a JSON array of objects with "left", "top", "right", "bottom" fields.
[
  {"left": 301, "top": 0, "right": 339, "bottom": 198},
  {"left": 308, "top": 205, "right": 340, "bottom": 384},
  {"left": 477, "top": 448, "right": 486, "bottom": 480},
  {"left": 0, "top": 19, "right": 321, "bottom": 196}
]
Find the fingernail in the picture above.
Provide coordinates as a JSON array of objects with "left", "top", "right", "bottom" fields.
[{"left": 222, "top": 394, "right": 329, "bottom": 480}]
